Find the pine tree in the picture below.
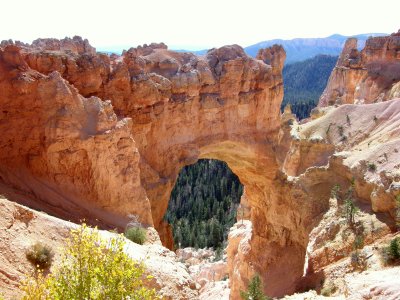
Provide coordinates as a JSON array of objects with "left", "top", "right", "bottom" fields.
[
  {"left": 240, "top": 275, "right": 271, "bottom": 300},
  {"left": 282, "top": 55, "right": 337, "bottom": 120}
]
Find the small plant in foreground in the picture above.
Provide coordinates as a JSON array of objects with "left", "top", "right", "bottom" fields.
[
  {"left": 367, "top": 162, "right": 377, "bottom": 172},
  {"left": 240, "top": 274, "right": 271, "bottom": 300},
  {"left": 20, "top": 224, "right": 159, "bottom": 300},
  {"left": 20, "top": 269, "right": 49, "bottom": 300},
  {"left": 26, "top": 242, "right": 54, "bottom": 270},
  {"left": 381, "top": 237, "right": 400, "bottom": 266},
  {"left": 125, "top": 226, "right": 147, "bottom": 245},
  {"left": 353, "top": 234, "right": 364, "bottom": 250},
  {"left": 389, "top": 237, "right": 400, "bottom": 259},
  {"left": 350, "top": 232, "right": 367, "bottom": 271},
  {"left": 124, "top": 214, "right": 147, "bottom": 245},
  {"left": 331, "top": 184, "right": 341, "bottom": 199},
  {"left": 321, "top": 282, "right": 337, "bottom": 296}
]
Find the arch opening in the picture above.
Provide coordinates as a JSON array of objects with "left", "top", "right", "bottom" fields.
[
  {"left": 164, "top": 158, "right": 243, "bottom": 250},
  {"left": 149, "top": 138, "right": 313, "bottom": 298}
]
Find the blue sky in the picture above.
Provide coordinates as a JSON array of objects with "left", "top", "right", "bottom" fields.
[{"left": 1, "top": 0, "right": 399, "bottom": 50}]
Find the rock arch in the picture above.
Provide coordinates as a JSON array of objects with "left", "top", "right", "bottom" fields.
[
  {"left": 1, "top": 38, "right": 377, "bottom": 298},
  {"left": 97, "top": 43, "right": 326, "bottom": 297},
  {"left": 0, "top": 40, "right": 319, "bottom": 298}
]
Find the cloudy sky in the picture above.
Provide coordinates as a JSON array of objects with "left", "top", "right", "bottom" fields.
[{"left": 1, "top": 0, "right": 399, "bottom": 50}]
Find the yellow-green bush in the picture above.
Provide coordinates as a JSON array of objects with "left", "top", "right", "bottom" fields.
[{"left": 20, "top": 224, "right": 159, "bottom": 299}]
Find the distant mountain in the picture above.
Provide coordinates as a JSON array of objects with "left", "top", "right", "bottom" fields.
[
  {"left": 244, "top": 33, "right": 386, "bottom": 64},
  {"left": 282, "top": 54, "right": 338, "bottom": 119},
  {"left": 97, "top": 33, "right": 387, "bottom": 63}
]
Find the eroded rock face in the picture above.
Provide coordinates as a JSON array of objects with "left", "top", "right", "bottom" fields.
[
  {"left": 319, "top": 30, "right": 400, "bottom": 106},
  {"left": 0, "top": 44, "right": 152, "bottom": 228},
  {"left": 1, "top": 35, "right": 400, "bottom": 299},
  {"left": 0, "top": 38, "right": 303, "bottom": 297},
  {"left": 227, "top": 221, "right": 253, "bottom": 298}
]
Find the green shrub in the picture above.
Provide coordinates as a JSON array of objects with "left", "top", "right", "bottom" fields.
[
  {"left": 331, "top": 184, "right": 341, "bottom": 199},
  {"left": 26, "top": 242, "right": 54, "bottom": 270},
  {"left": 240, "top": 275, "right": 271, "bottom": 300},
  {"left": 389, "top": 237, "right": 400, "bottom": 259},
  {"left": 380, "top": 237, "right": 400, "bottom": 266},
  {"left": 344, "top": 198, "right": 359, "bottom": 225},
  {"left": 367, "top": 162, "right": 377, "bottom": 172},
  {"left": 125, "top": 226, "right": 147, "bottom": 245},
  {"left": 353, "top": 234, "right": 364, "bottom": 250},
  {"left": 321, "top": 283, "right": 337, "bottom": 296},
  {"left": 20, "top": 224, "right": 159, "bottom": 299}
]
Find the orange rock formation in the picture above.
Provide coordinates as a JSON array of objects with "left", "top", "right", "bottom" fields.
[
  {"left": 1, "top": 33, "right": 399, "bottom": 299},
  {"left": 319, "top": 30, "right": 400, "bottom": 107}
]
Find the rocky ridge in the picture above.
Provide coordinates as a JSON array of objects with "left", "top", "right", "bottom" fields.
[
  {"left": 0, "top": 32, "right": 399, "bottom": 299},
  {"left": 319, "top": 30, "right": 400, "bottom": 107}
]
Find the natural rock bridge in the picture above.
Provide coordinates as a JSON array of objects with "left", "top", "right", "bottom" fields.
[{"left": 1, "top": 35, "right": 399, "bottom": 298}]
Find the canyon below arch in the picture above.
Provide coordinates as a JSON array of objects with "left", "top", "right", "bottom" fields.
[{"left": 0, "top": 31, "right": 400, "bottom": 299}]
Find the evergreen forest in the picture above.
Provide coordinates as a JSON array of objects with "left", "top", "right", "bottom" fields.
[
  {"left": 164, "top": 159, "right": 243, "bottom": 250},
  {"left": 282, "top": 54, "right": 338, "bottom": 119}
]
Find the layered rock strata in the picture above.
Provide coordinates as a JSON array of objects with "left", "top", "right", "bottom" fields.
[
  {"left": 0, "top": 34, "right": 399, "bottom": 299},
  {"left": 0, "top": 44, "right": 152, "bottom": 228},
  {"left": 319, "top": 30, "right": 400, "bottom": 107}
]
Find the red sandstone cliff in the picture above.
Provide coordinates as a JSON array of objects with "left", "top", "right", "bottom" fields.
[{"left": 0, "top": 44, "right": 152, "bottom": 228}]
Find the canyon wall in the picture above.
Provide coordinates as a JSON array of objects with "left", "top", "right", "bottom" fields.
[
  {"left": 0, "top": 37, "right": 316, "bottom": 297},
  {"left": 1, "top": 33, "right": 399, "bottom": 299},
  {"left": 319, "top": 30, "right": 400, "bottom": 107},
  {"left": 0, "top": 45, "right": 153, "bottom": 228}
]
